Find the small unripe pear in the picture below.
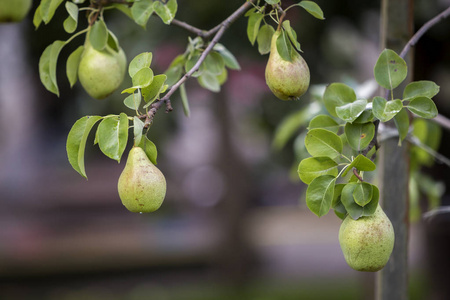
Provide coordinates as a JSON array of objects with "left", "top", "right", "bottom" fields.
[
  {"left": 0, "top": 0, "right": 32, "bottom": 23},
  {"left": 339, "top": 205, "right": 395, "bottom": 272},
  {"left": 265, "top": 30, "right": 310, "bottom": 101},
  {"left": 118, "top": 147, "right": 166, "bottom": 213},
  {"left": 78, "top": 42, "right": 127, "bottom": 99}
]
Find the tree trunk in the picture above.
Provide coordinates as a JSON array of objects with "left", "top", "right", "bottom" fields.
[{"left": 376, "top": 1, "right": 414, "bottom": 300}]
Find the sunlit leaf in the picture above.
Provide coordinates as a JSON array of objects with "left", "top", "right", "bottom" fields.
[
  {"left": 306, "top": 175, "right": 336, "bottom": 217},
  {"left": 374, "top": 49, "right": 407, "bottom": 90},
  {"left": 66, "top": 116, "right": 102, "bottom": 178}
]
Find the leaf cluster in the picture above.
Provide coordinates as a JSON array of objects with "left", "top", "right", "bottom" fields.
[
  {"left": 297, "top": 49, "right": 440, "bottom": 220},
  {"left": 36, "top": 0, "right": 179, "bottom": 96},
  {"left": 246, "top": 1, "right": 324, "bottom": 59},
  {"left": 67, "top": 113, "right": 158, "bottom": 179}
]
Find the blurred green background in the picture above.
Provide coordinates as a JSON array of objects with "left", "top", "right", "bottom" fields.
[{"left": 1, "top": 0, "right": 450, "bottom": 299}]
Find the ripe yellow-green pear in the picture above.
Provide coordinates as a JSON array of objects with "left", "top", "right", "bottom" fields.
[
  {"left": 265, "top": 30, "right": 310, "bottom": 101},
  {"left": 78, "top": 41, "right": 126, "bottom": 99},
  {"left": 0, "top": 0, "right": 32, "bottom": 23},
  {"left": 339, "top": 205, "right": 395, "bottom": 272},
  {"left": 118, "top": 147, "right": 166, "bottom": 213}
]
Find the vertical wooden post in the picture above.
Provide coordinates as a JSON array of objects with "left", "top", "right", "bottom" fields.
[{"left": 376, "top": 1, "right": 414, "bottom": 300}]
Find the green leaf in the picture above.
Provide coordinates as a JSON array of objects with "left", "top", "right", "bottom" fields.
[
  {"left": 340, "top": 183, "right": 363, "bottom": 220},
  {"left": 406, "top": 97, "right": 438, "bottom": 119},
  {"left": 412, "top": 118, "right": 442, "bottom": 166},
  {"left": 362, "top": 185, "right": 379, "bottom": 216},
  {"left": 66, "top": 45, "right": 84, "bottom": 88},
  {"left": 40, "top": 0, "right": 64, "bottom": 24},
  {"left": 298, "top": 157, "right": 338, "bottom": 184},
  {"left": 33, "top": 5, "right": 43, "bottom": 29},
  {"left": 305, "top": 128, "right": 343, "bottom": 159},
  {"left": 276, "top": 30, "right": 293, "bottom": 62},
  {"left": 132, "top": 67, "right": 154, "bottom": 88},
  {"left": 185, "top": 53, "right": 203, "bottom": 77},
  {"left": 66, "top": 116, "right": 102, "bottom": 178},
  {"left": 165, "top": 54, "right": 185, "bottom": 86},
  {"left": 63, "top": 1, "right": 78, "bottom": 33},
  {"left": 214, "top": 44, "right": 241, "bottom": 70},
  {"left": 247, "top": 12, "right": 264, "bottom": 45},
  {"left": 121, "top": 87, "right": 138, "bottom": 94},
  {"left": 153, "top": 0, "right": 177, "bottom": 25},
  {"left": 141, "top": 74, "right": 167, "bottom": 102},
  {"left": 111, "top": 3, "right": 133, "bottom": 20},
  {"left": 353, "top": 110, "right": 374, "bottom": 124},
  {"left": 335, "top": 99, "right": 367, "bottom": 123},
  {"left": 332, "top": 184, "right": 347, "bottom": 214},
  {"left": 89, "top": 20, "right": 108, "bottom": 51},
  {"left": 372, "top": 97, "right": 403, "bottom": 122},
  {"left": 272, "top": 103, "right": 320, "bottom": 151},
  {"left": 39, "top": 40, "right": 65, "bottom": 96},
  {"left": 353, "top": 182, "right": 373, "bottom": 206},
  {"left": 282, "top": 20, "right": 301, "bottom": 51},
  {"left": 97, "top": 114, "right": 129, "bottom": 162},
  {"left": 257, "top": 24, "right": 275, "bottom": 55},
  {"left": 298, "top": 1, "right": 325, "bottom": 20},
  {"left": 138, "top": 136, "right": 158, "bottom": 165},
  {"left": 264, "top": 0, "right": 280, "bottom": 4},
  {"left": 394, "top": 108, "right": 410, "bottom": 146},
  {"left": 39, "top": 45, "right": 57, "bottom": 95},
  {"left": 344, "top": 122, "right": 375, "bottom": 151},
  {"left": 133, "top": 116, "right": 145, "bottom": 146},
  {"left": 323, "top": 83, "right": 357, "bottom": 117},
  {"left": 131, "top": 0, "right": 154, "bottom": 28},
  {"left": 341, "top": 154, "right": 376, "bottom": 177},
  {"left": 308, "top": 115, "right": 340, "bottom": 133},
  {"left": 306, "top": 175, "right": 336, "bottom": 217},
  {"left": 403, "top": 80, "right": 440, "bottom": 100},
  {"left": 374, "top": 49, "right": 407, "bottom": 90},
  {"left": 124, "top": 90, "right": 142, "bottom": 110},
  {"left": 198, "top": 72, "right": 220, "bottom": 92},
  {"left": 107, "top": 30, "right": 120, "bottom": 52},
  {"left": 203, "top": 51, "right": 225, "bottom": 75},
  {"left": 180, "top": 83, "right": 190, "bottom": 117},
  {"left": 129, "top": 52, "right": 153, "bottom": 78}
]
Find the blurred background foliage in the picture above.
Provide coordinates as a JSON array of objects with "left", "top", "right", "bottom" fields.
[{"left": 1, "top": 0, "right": 450, "bottom": 299}]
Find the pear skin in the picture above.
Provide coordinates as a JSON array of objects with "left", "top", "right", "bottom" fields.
[
  {"left": 265, "top": 30, "right": 310, "bottom": 101},
  {"left": 0, "top": 0, "right": 32, "bottom": 23},
  {"left": 339, "top": 205, "right": 395, "bottom": 272},
  {"left": 118, "top": 147, "right": 166, "bottom": 213},
  {"left": 78, "top": 41, "right": 127, "bottom": 99}
]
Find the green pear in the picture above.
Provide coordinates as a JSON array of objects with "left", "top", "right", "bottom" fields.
[
  {"left": 118, "top": 147, "right": 166, "bottom": 213},
  {"left": 339, "top": 205, "right": 395, "bottom": 272},
  {"left": 0, "top": 0, "right": 32, "bottom": 23},
  {"left": 265, "top": 30, "right": 310, "bottom": 101},
  {"left": 78, "top": 41, "right": 127, "bottom": 99}
]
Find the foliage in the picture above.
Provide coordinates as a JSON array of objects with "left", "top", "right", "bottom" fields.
[{"left": 295, "top": 49, "right": 440, "bottom": 220}]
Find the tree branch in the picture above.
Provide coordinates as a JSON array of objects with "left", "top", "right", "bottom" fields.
[
  {"left": 142, "top": 0, "right": 255, "bottom": 125},
  {"left": 381, "top": 6, "right": 450, "bottom": 131},
  {"left": 159, "top": 0, "right": 255, "bottom": 103},
  {"left": 399, "top": 6, "right": 450, "bottom": 59}
]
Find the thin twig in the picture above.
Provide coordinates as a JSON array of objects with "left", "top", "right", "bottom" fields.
[
  {"left": 353, "top": 168, "right": 364, "bottom": 182},
  {"left": 170, "top": 19, "right": 208, "bottom": 37},
  {"left": 399, "top": 6, "right": 450, "bottom": 59},
  {"left": 171, "top": 0, "right": 256, "bottom": 38},
  {"left": 159, "top": 0, "right": 255, "bottom": 103}
]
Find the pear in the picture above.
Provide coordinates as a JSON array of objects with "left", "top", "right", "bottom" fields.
[
  {"left": 0, "top": 0, "right": 32, "bottom": 23},
  {"left": 339, "top": 205, "right": 395, "bottom": 272},
  {"left": 78, "top": 41, "right": 127, "bottom": 99},
  {"left": 265, "top": 30, "right": 310, "bottom": 101},
  {"left": 118, "top": 147, "right": 166, "bottom": 213}
]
